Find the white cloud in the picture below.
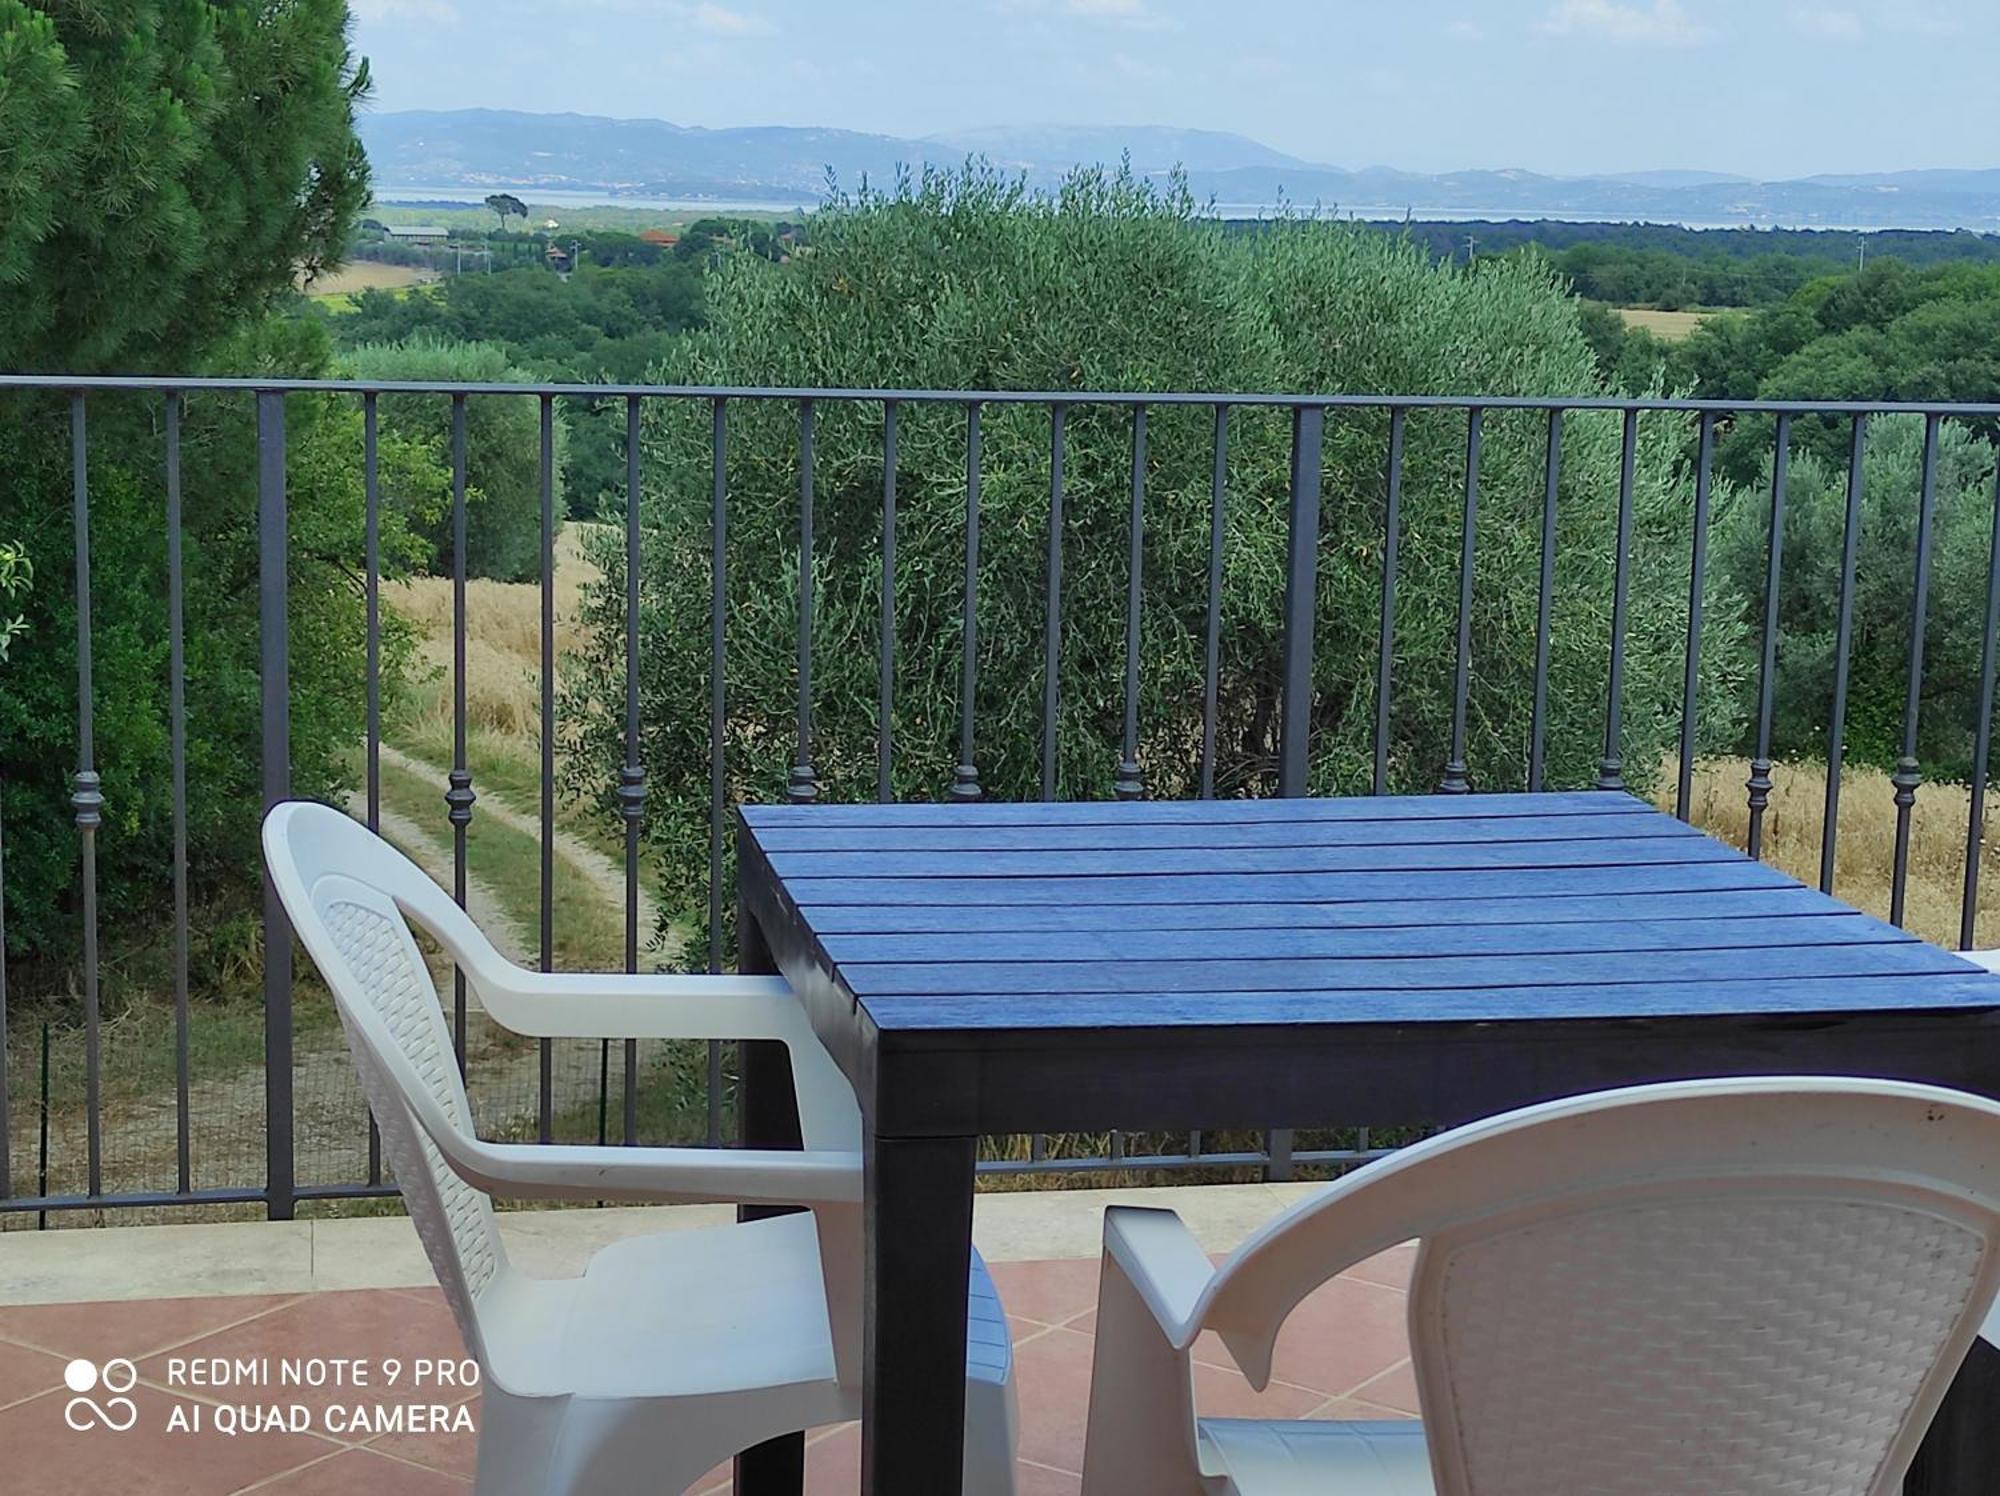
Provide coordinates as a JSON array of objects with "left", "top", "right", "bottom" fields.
[
  {"left": 1537, "top": 0, "right": 1708, "bottom": 46},
  {"left": 1444, "top": 19, "right": 1486, "bottom": 42},
  {"left": 1790, "top": 6, "right": 1862, "bottom": 40},
  {"left": 683, "top": 2, "right": 775, "bottom": 36},
  {"left": 350, "top": 0, "right": 460, "bottom": 20},
  {"left": 1001, "top": 0, "right": 1181, "bottom": 30}
]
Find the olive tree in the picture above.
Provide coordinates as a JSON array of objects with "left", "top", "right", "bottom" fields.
[{"left": 566, "top": 167, "right": 1752, "bottom": 956}]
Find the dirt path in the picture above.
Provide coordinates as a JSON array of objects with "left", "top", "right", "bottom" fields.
[
  {"left": 349, "top": 794, "right": 533, "bottom": 971},
  {"left": 375, "top": 742, "right": 664, "bottom": 945}
]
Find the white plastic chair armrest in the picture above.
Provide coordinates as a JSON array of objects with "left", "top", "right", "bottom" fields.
[
  {"left": 437, "top": 1136, "right": 863, "bottom": 1208},
  {"left": 1961, "top": 949, "right": 2000, "bottom": 976},
  {"left": 461, "top": 970, "right": 864, "bottom": 1150},
  {"left": 468, "top": 970, "right": 813, "bottom": 1043},
  {"left": 1102, "top": 1206, "right": 1217, "bottom": 1347},
  {"left": 376, "top": 1030, "right": 862, "bottom": 1207}
]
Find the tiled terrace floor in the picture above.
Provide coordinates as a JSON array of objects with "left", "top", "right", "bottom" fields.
[{"left": 0, "top": 1197, "right": 1419, "bottom": 1494}]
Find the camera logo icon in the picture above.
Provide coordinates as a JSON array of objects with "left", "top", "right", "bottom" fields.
[{"left": 62, "top": 1358, "right": 139, "bottom": 1432}]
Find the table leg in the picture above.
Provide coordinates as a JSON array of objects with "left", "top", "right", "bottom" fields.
[
  {"left": 734, "top": 906, "right": 806, "bottom": 1496},
  {"left": 862, "top": 1131, "right": 977, "bottom": 1496}
]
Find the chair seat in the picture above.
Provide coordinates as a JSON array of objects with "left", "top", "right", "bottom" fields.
[
  {"left": 487, "top": 1212, "right": 843, "bottom": 1400},
  {"left": 1197, "top": 1418, "right": 1434, "bottom": 1496},
  {"left": 482, "top": 1213, "right": 1015, "bottom": 1406}
]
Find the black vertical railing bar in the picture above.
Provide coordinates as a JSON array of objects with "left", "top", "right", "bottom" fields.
[
  {"left": 70, "top": 394, "right": 103, "bottom": 1198},
  {"left": 1819, "top": 414, "right": 1869, "bottom": 895},
  {"left": 363, "top": 392, "right": 383, "bottom": 1184},
  {"left": 537, "top": 395, "right": 555, "bottom": 1147},
  {"left": 1596, "top": 409, "right": 1638, "bottom": 792},
  {"left": 953, "top": 402, "right": 983, "bottom": 802},
  {"left": 1526, "top": 409, "right": 1560, "bottom": 793},
  {"left": 1675, "top": 413, "right": 1718, "bottom": 823},
  {"left": 878, "top": 400, "right": 898, "bottom": 805},
  {"left": 1200, "top": 405, "right": 1228, "bottom": 800},
  {"left": 1041, "top": 405, "right": 1065, "bottom": 802},
  {"left": 788, "top": 399, "right": 817, "bottom": 805},
  {"left": 1959, "top": 453, "right": 2000, "bottom": 950},
  {"left": 166, "top": 393, "right": 192, "bottom": 1195},
  {"left": 1115, "top": 405, "right": 1147, "bottom": 802},
  {"left": 364, "top": 395, "right": 381, "bottom": 833},
  {"left": 707, "top": 397, "right": 727, "bottom": 1147},
  {"left": 1270, "top": 402, "right": 1322, "bottom": 1185},
  {"left": 256, "top": 390, "right": 295, "bottom": 1221},
  {"left": 446, "top": 395, "right": 472, "bottom": 1074},
  {"left": 1890, "top": 413, "right": 1943, "bottom": 929},
  {"left": 1745, "top": 413, "right": 1791, "bottom": 860},
  {"left": 1277, "top": 405, "right": 1324, "bottom": 800},
  {"left": 620, "top": 394, "right": 644, "bottom": 1145},
  {"left": 1373, "top": 408, "right": 1407, "bottom": 797},
  {"left": 1440, "top": 407, "right": 1483, "bottom": 795}
]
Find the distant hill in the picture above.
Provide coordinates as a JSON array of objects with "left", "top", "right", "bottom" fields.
[{"left": 357, "top": 109, "right": 2000, "bottom": 230}]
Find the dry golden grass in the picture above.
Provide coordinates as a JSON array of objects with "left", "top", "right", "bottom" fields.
[
  {"left": 1662, "top": 757, "right": 1999, "bottom": 951},
  {"left": 1617, "top": 307, "right": 1714, "bottom": 341},
  {"left": 298, "top": 262, "right": 436, "bottom": 297},
  {"left": 387, "top": 525, "right": 598, "bottom": 738}
]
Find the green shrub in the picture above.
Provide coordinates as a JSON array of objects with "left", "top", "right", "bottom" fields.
[
  {"left": 565, "top": 166, "right": 1753, "bottom": 957},
  {"left": 0, "top": 319, "right": 430, "bottom": 968},
  {"left": 1710, "top": 415, "right": 2000, "bottom": 778},
  {"left": 344, "top": 334, "right": 569, "bottom": 582}
]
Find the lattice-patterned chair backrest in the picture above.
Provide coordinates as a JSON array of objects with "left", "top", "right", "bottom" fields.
[
  {"left": 1199, "top": 1080, "right": 2000, "bottom": 1496},
  {"left": 264, "top": 803, "right": 508, "bottom": 1362}
]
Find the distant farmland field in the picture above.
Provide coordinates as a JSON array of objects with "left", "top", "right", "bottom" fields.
[
  {"left": 1617, "top": 307, "right": 1716, "bottom": 340},
  {"left": 299, "top": 262, "right": 437, "bottom": 299}
]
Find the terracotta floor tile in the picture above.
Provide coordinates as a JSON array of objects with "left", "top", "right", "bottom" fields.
[
  {"left": 137, "top": 1291, "right": 467, "bottom": 1418},
  {"left": 803, "top": 1421, "right": 859, "bottom": 1492},
  {"left": 1343, "top": 1240, "right": 1419, "bottom": 1291},
  {"left": 1312, "top": 1393, "right": 1419, "bottom": 1422},
  {"left": 241, "top": 1446, "right": 469, "bottom": 1493},
  {"left": 1346, "top": 1357, "right": 1420, "bottom": 1415},
  {"left": 987, "top": 1259, "right": 1102, "bottom": 1328},
  {"left": 0, "top": 1385, "right": 337, "bottom": 1495},
  {"left": 1193, "top": 1274, "right": 1410, "bottom": 1397},
  {"left": 0, "top": 1296, "right": 301, "bottom": 1361},
  {"left": 361, "top": 1391, "right": 479, "bottom": 1478},
  {"left": 0, "top": 1340, "right": 71, "bottom": 1410},
  {"left": 1015, "top": 1461, "right": 1083, "bottom": 1495}
]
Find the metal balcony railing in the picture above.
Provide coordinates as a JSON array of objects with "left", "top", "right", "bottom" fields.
[{"left": 3, "top": 374, "right": 2000, "bottom": 1222}]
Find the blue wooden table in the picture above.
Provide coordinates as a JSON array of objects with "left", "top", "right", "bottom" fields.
[{"left": 733, "top": 790, "right": 2000, "bottom": 1496}]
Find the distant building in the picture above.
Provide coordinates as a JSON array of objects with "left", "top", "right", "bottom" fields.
[
  {"left": 639, "top": 228, "right": 681, "bottom": 248},
  {"left": 545, "top": 242, "right": 573, "bottom": 273},
  {"left": 383, "top": 225, "right": 448, "bottom": 246}
]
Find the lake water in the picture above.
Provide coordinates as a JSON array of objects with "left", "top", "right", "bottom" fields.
[{"left": 372, "top": 185, "right": 1945, "bottom": 234}]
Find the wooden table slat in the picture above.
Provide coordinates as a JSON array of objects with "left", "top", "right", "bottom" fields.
[
  {"left": 860, "top": 972, "right": 2000, "bottom": 1031},
  {"left": 740, "top": 789, "right": 1640, "bottom": 828},
  {"left": 780, "top": 859, "right": 1791, "bottom": 907},
  {"left": 820, "top": 911, "right": 1913, "bottom": 966},
  {"left": 844, "top": 940, "right": 1973, "bottom": 999},
  {"left": 754, "top": 810, "right": 1703, "bottom": 853},
  {"left": 766, "top": 835, "right": 1737, "bottom": 881},
  {"left": 798, "top": 885, "right": 1847, "bottom": 933}
]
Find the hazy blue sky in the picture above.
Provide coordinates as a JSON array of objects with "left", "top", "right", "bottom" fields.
[{"left": 349, "top": 0, "right": 1993, "bottom": 179}]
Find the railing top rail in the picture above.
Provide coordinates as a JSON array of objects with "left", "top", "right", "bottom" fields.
[{"left": 4, "top": 373, "right": 2000, "bottom": 417}]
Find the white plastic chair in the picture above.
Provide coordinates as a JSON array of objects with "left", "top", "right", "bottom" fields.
[
  {"left": 1080, "top": 1077, "right": 2000, "bottom": 1496},
  {"left": 263, "top": 800, "right": 1017, "bottom": 1496}
]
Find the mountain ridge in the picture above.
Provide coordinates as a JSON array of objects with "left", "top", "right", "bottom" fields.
[{"left": 357, "top": 109, "right": 2000, "bottom": 230}]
